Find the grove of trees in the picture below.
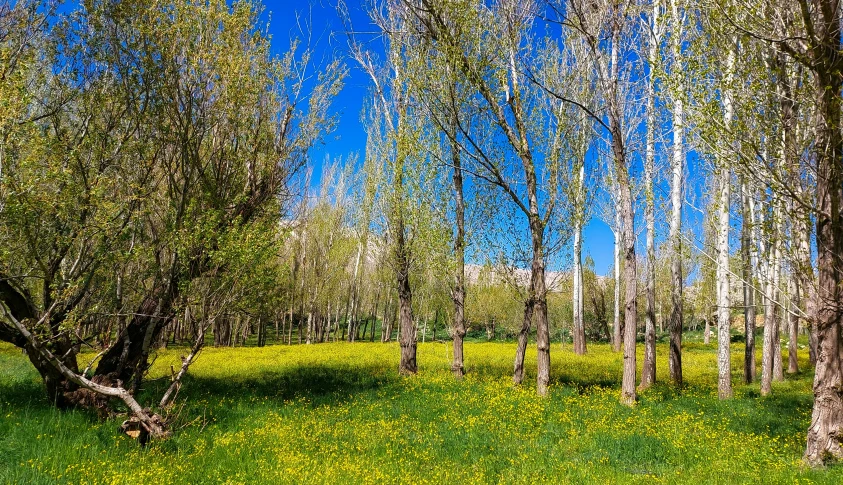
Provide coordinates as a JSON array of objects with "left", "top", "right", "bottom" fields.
[{"left": 1, "top": 0, "right": 842, "bottom": 466}]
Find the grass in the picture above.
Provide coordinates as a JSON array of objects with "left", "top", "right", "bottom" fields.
[{"left": 1, "top": 338, "right": 840, "bottom": 484}]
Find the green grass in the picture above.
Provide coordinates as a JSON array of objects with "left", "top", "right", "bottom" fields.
[{"left": 1, "top": 339, "right": 839, "bottom": 484}]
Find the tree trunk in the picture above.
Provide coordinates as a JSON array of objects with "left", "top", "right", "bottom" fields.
[
  {"left": 305, "top": 309, "right": 314, "bottom": 345},
  {"left": 513, "top": 298, "right": 533, "bottom": 386},
  {"left": 94, "top": 283, "right": 177, "bottom": 385},
  {"left": 346, "top": 243, "right": 362, "bottom": 342},
  {"left": 619, "top": 174, "right": 637, "bottom": 405},
  {"left": 716, "top": 163, "right": 731, "bottom": 399},
  {"left": 370, "top": 288, "right": 380, "bottom": 342},
  {"left": 798, "top": 211, "right": 816, "bottom": 367},
  {"left": 640, "top": 0, "right": 660, "bottom": 393},
  {"left": 741, "top": 181, "right": 757, "bottom": 384},
  {"left": 287, "top": 306, "right": 294, "bottom": 345},
  {"left": 773, "top": 205, "right": 785, "bottom": 383},
  {"left": 572, "top": 214, "right": 586, "bottom": 355},
  {"left": 788, "top": 275, "right": 799, "bottom": 374},
  {"left": 612, "top": 219, "right": 622, "bottom": 353},
  {"left": 382, "top": 292, "right": 394, "bottom": 343},
  {"left": 668, "top": 0, "right": 685, "bottom": 388},
  {"left": 572, "top": 162, "right": 587, "bottom": 356},
  {"left": 397, "top": 216, "right": 416, "bottom": 374},
  {"left": 610, "top": 109, "right": 638, "bottom": 405},
  {"left": 451, "top": 129, "right": 467, "bottom": 376},
  {"left": 531, "top": 217, "right": 551, "bottom": 396},
  {"left": 761, "top": 212, "right": 781, "bottom": 396},
  {"left": 804, "top": 12, "right": 843, "bottom": 459},
  {"left": 716, "top": 31, "right": 734, "bottom": 398}
]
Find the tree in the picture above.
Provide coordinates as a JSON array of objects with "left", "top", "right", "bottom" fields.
[
  {"left": 715, "top": 28, "right": 736, "bottom": 400},
  {"left": 666, "top": 0, "right": 687, "bottom": 388},
  {"left": 560, "top": 0, "right": 643, "bottom": 405},
  {"left": 0, "top": 0, "right": 344, "bottom": 428},
  {"left": 640, "top": 0, "right": 663, "bottom": 390}
]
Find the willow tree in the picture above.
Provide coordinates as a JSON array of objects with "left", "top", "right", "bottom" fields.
[
  {"left": 392, "top": 0, "right": 579, "bottom": 395},
  {"left": 347, "top": 0, "right": 452, "bottom": 375},
  {"left": 0, "top": 0, "right": 344, "bottom": 430},
  {"left": 347, "top": 20, "right": 415, "bottom": 373},
  {"left": 394, "top": 18, "right": 472, "bottom": 375}
]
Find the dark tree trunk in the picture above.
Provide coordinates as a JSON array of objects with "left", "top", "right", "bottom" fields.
[
  {"left": 530, "top": 217, "right": 550, "bottom": 396},
  {"left": 607, "top": 82, "right": 638, "bottom": 405},
  {"left": 513, "top": 298, "right": 533, "bottom": 386},
  {"left": 451, "top": 130, "right": 467, "bottom": 377},
  {"left": 397, "top": 219, "right": 416, "bottom": 374},
  {"left": 95, "top": 283, "right": 176, "bottom": 385},
  {"left": 804, "top": 11, "right": 843, "bottom": 460}
]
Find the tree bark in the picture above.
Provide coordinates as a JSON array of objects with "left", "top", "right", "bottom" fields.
[
  {"left": 531, "top": 218, "right": 550, "bottom": 396},
  {"left": 572, "top": 212, "right": 586, "bottom": 355},
  {"left": 95, "top": 282, "right": 176, "bottom": 386},
  {"left": 572, "top": 162, "right": 587, "bottom": 356},
  {"left": 716, "top": 163, "right": 732, "bottom": 399},
  {"left": 618, "top": 168, "right": 637, "bottom": 406},
  {"left": 788, "top": 275, "right": 799, "bottom": 374},
  {"left": 773, "top": 206, "right": 785, "bottom": 383},
  {"left": 346, "top": 243, "right": 362, "bottom": 342},
  {"left": 612, "top": 215, "right": 622, "bottom": 353},
  {"left": 804, "top": 9, "right": 843, "bottom": 458},
  {"left": 513, "top": 297, "right": 534, "bottom": 386},
  {"left": 716, "top": 32, "right": 734, "bottom": 399},
  {"left": 761, "top": 206, "right": 781, "bottom": 396},
  {"left": 396, "top": 217, "right": 417, "bottom": 375},
  {"left": 608, "top": 112, "right": 637, "bottom": 405},
  {"left": 450, "top": 114, "right": 467, "bottom": 376},
  {"left": 741, "top": 181, "right": 757, "bottom": 384}
]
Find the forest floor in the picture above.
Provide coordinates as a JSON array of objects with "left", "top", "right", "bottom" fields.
[{"left": 1, "top": 338, "right": 841, "bottom": 484}]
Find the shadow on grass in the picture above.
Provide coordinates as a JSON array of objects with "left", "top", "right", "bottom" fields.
[
  {"left": 174, "top": 363, "right": 394, "bottom": 402},
  {"left": 2, "top": 350, "right": 396, "bottom": 432},
  {"left": 131, "top": 361, "right": 397, "bottom": 431}
]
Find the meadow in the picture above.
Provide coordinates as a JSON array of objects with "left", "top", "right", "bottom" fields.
[{"left": 1, "top": 338, "right": 841, "bottom": 484}]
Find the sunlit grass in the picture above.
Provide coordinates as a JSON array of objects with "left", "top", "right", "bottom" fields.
[{"left": 1, "top": 339, "right": 839, "bottom": 484}]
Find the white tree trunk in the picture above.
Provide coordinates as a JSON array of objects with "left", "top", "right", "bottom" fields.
[
  {"left": 612, "top": 213, "right": 622, "bottom": 353},
  {"left": 761, "top": 202, "right": 782, "bottom": 395},
  {"left": 787, "top": 272, "right": 799, "bottom": 374},
  {"left": 716, "top": 166, "right": 732, "bottom": 398},
  {"left": 716, "top": 34, "right": 736, "bottom": 399},
  {"left": 345, "top": 241, "right": 362, "bottom": 342},
  {"left": 572, "top": 161, "right": 586, "bottom": 355},
  {"left": 641, "top": 0, "right": 661, "bottom": 389},
  {"left": 772, "top": 203, "right": 785, "bottom": 382}
]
